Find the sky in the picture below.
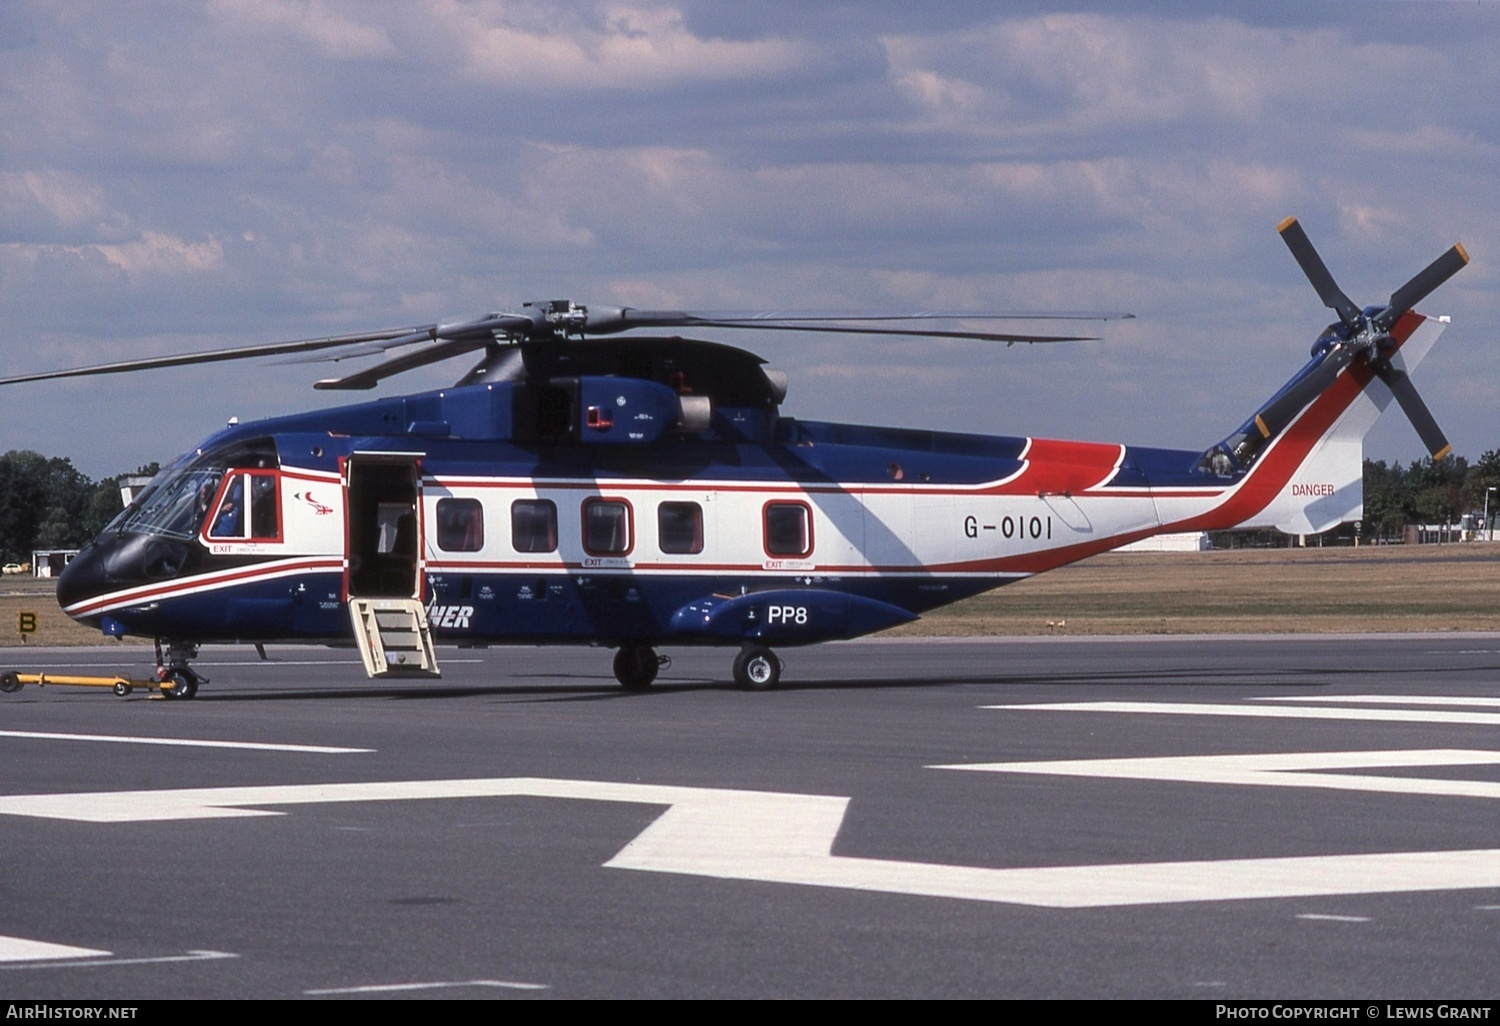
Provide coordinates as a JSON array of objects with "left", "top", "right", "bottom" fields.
[{"left": 1, "top": 0, "right": 1497, "bottom": 480}]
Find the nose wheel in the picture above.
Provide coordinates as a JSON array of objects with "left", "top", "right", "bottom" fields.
[
  {"left": 159, "top": 669, "right": 200, "bottom": 700},
  {"left": 154, "top": 639, "right": 206, "bottom": 700},
  {"left": 733, "top": 645, "right": 781, "bottom": 690}
]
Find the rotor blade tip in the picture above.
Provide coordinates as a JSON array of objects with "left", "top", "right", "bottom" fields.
[
  {"left": 1456, "top": 242, "right": 1470, "bottom": 265},
  {"left": 1433, "top": 444, "right": 1452, "bottom": 461},
  {"left": 1277, "top": 216, "right": 1298, "bottom": 233}
]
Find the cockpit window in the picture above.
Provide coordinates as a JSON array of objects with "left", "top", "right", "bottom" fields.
[
  {"left": 107, "top": 437, "right": 280, "bottom": 540},
  {"left": 206, "top": 471, "right": 280, "bottom": 542},
  {"left": 117, "top": 468, "right": 226, "bottom": 539}
]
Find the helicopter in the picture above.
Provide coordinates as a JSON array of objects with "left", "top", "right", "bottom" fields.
[{"left": 0, "top": 218, "right": 1469, "bottom": 696}]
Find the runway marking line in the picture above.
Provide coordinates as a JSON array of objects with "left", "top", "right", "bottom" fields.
[
  {"left": 982, "top": 701, "right": 1500, "bottom": 726},
  {"left": 2, "top": 774, "right": 1498, "bottom": 909},
  {"left": 0, "top": 949, "right": 238, "bottom": 970},
  {"left": 305, "top": 979, "right": 547, "bottom": 994},
  {"left": 935, "top": 749, "right": 1500, "bottom": 801},
  {"left": 1248, "top": 695, "right": 1500, "bottom": 708},
  {"left": 1295, "top": 914, "right": 1371, "bottom": 923},
  {"left": 0, "top": 935, "right": 110, "bottom": 964},
  {"left": 0, "top": 730, "right": 371, "bottom": 754}
]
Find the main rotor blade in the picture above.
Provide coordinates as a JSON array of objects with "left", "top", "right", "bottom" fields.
[
  {"left": 0, "top": 328, "right": 426, "bottom": 387},
  {"left": 580, "top": 307, "right": 1132, "bottom": 336},
  {"left": 1278, "top": 217, "right": 1362, "bottom": 329},
  {"left": 1252, "top": 348, "right": 1350, "bottom": 439},
  {"left": 1375, "top": 363, "right": 1451, "bottom": 459},
  {"left": 290, "top": 313, "right": 535, "bottom": 365},
  {"left": 313, "top": 336, "right": 492, "bottom": 390},
  {"left": 680, "top": 323, "right": 1098, "bottom": 343},
  {"left": 1375, "top": 243, "right": 1469, "bottom": 331}
]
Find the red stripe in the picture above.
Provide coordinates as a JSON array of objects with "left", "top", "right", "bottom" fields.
[
  {"left": 67, "top": 557, "right": 343, "bottom": 616},
  {"left": 989, "top": 439, "right": 1124, "bottom": 495}
]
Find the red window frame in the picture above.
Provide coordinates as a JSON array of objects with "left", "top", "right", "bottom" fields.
[
  {"left": 435, "top": 497, "right": 484, "bottom": 552},
  {"left": 762, "top": 499, "right": 813, "bottom": 558},
  {"left": 202, "top": 469, "right": 283, "bottom": 544},
  {"left": 581, "top": 497, "right": 634, "bottom": 557}
]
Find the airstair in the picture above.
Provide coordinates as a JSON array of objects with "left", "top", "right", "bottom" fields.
[{"left": 348, "top": 598, "right": 441, "bottom": 678}]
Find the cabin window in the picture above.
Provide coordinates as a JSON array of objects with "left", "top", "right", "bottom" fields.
[
  {"left": 582, "top": 498, "right": 632, "bottom": 556},
  {"left": 208, "top": 470, "right": 279, "bottom": 542},
  {"left": 764, "top": 501, "right": 812, "bottom": 557},
  {"left": 657, "top": 502, "right": 704, "bottom": 554},
  {"left": 511, "top": 499, "right": 558, "bottom": 553},
  {"left": 436, "top": 498, "right": 484, "bottom": 552}
]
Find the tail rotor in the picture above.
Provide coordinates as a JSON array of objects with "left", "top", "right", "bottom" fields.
[{"left": 1259, "top": 217, "right": 1467, "bottom": 459}]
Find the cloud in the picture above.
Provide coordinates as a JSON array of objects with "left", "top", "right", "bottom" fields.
[
  {"left": 1, "top": 2, "right": 1497, "bottom": 477},
  {"left": 0, "top": 169, "right": 132, "bottom": 242},
  {"left": 89, "top": 231, "right": 226, "bottom": 275},
  {"left": 209, "top": 0, "right": 399, "bottom": 60},
  {"left": 428, "top": 0, "right": 815, "bottom": 91},
  {"left": 880, "top": 13, "right": 1456, "bottom": 141}
]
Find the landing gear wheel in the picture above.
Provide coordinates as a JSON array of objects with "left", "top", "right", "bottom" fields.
[
  {"left": 160, "top": 671, "right": 198, "bottom": 700},
  {"left": 613, "top": 645, "right": 659, "bottom": 691},
  {"left": 0, "top": 671, "right": 21, "bottom": 694},
  {"left": 733, "top": 646, "right": 781, "bottom": 691},
  {"left": 113, "top": 681, "right": 132, "bottom": 697}
]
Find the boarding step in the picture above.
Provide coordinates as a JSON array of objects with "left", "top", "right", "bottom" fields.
[{"left": 348, "top": 598, "right": 441, "bottom": 679}]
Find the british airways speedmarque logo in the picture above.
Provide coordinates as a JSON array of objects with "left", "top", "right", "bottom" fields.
[{"left": 295, "top": 491, "right": 334, "bottom": 515}]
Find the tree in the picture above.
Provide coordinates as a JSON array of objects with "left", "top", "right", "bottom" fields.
[
  {"left": 1468, "top": 449, "right": 1500, "bottom": 534},
  {"left": 1406, "top": 454, "right": 1468, "bottom": 527},
  {"left": 0, "top": 452, "right": 154, "bottom": 562},
  {"left": 1362, "top": 458, "right": 1409, "bottom": 542}
]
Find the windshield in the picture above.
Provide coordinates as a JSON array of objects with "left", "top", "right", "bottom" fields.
[
  {"left": 117, "top": 468, "right": 226, "bottom": 539},
  {"left": 106, "top": 437, "right": 279, "bottom": 540}
]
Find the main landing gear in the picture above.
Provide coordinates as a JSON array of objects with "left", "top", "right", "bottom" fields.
[
  {"left": 612, "top": 643, "right": 785, "bottom": 691},
  {"left": 154, "top": 639, "right": 208, "bottom": 700},
  {"left": 732, "top": 645, "right": 781, "bottom": 691},
  {"left": 613, "top": 644, "right": 667, "bottom": 691}
]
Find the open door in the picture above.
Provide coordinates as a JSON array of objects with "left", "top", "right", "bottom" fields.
[
  {"left": 343, "top": 453, "right": 439, "bottom": 678},
  {"left": 344, "top": 453, "right": 423, "bottom": 600}
]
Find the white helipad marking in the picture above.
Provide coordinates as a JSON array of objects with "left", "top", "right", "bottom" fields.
[
  {"left": 1296, "top": 914, "right": 1371, "bottom": 922},
  {"left": 935, "top": 749, "right": 1500, "bottom": 800},
  {"left": 0, "top": 730, "right": 370, "bottom": 754},
  {"left": 0, "top": 949, "right": 238, "bottom": 970},
  {"left": 983, "top": 701, "right": 1500, "bottom": 726},
  {"left": 1249, "top": 695, "right": 1500, "bottom": 708},
  {"left": 306, "top": 979, "right": 548, "bottom": 994},
  {"left": 0, "top": 935, "right": 111, "bottom": 963},
  {"left": 2, "top": 776, "right": 1498, "bottom": 908}
]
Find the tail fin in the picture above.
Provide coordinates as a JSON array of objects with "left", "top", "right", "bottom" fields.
[
  {"left": 1227, "top": 313, "right": 1448, "bottom": 534},
  {"left": 1191, "top": 218, "right": 1465, "bottom": 537}
]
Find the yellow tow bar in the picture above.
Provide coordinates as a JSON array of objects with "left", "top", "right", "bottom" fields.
[{"left": 1, "top": 670, "right": 160, "bottom": 697}]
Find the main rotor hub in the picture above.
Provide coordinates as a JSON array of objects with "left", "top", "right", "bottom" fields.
[{"left": 524, "top": 299, "right": 589, "bottom": 335}]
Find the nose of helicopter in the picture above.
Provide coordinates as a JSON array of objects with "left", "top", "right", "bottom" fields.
[
  {"left": 56, "top": 529, "right": 196, "bottom": 628},
  {"left": 55, "top": 540, "right": 108, "bottom": 618}
]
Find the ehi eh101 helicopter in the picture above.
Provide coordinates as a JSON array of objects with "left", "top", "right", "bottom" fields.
[{"left": 0, "top": 218, "right": 1469, "bottom": 697}]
